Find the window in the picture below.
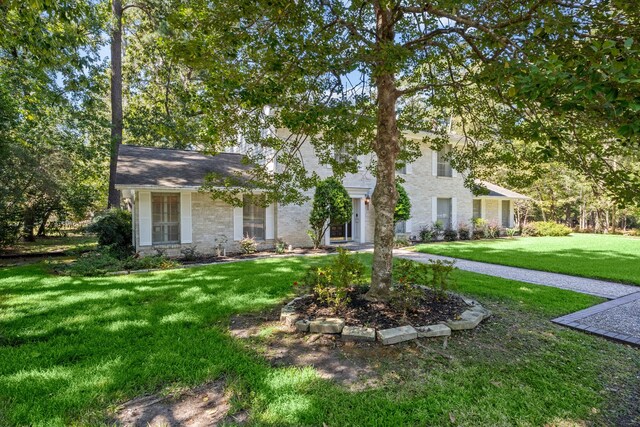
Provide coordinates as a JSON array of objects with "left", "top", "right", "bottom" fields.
[
  {"left": 397, "top": 164, "right": 407, "bottom": 174},
  {"left": 437, "top": 198, "right": 452, "bottom": 228},
  {"left": 395, "top": 220, "right": 406, "bottom": 234},
  {"left": 334, "top": 146, "right": 355, "bottom": 163},
  {"left": 501, "top": 200, "right": 511, "bottom": 227},
  {"left": 152, "top": 193, "right": 180, "bottom": 244},
  {"left": 243, "top": 195, "right": 266, "bottom": 240},
  {"left": 437, "top": 145, "right": 453, "bottom": 177},
  {"left": 473, "top": 199, "right": 482, "bottom": 219}
]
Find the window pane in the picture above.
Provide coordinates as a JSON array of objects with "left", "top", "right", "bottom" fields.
[
  {"left": 502, "top": 200, "right": 510, "bottom": 227},
  {"left": 473, "top": 199, "right": 482, "bottom": 219},
  {"left": 437, "top": 198, "right": 452, "bottom": 228},
  {"left": 437, "top": 145, "right": 453, "bottom": 177},
  {"left": 243, "top": 195, "right": 266, "bottom": 240},
  {"left": 151, "top": 193, "right": 180, "bottom": 244},
  {"left": 395, "top": 221, "right": 406, "bottom": 234}
]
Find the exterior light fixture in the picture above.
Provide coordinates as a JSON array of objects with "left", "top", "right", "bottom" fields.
[{"left": 364, "top": 193, "right": 371, "bottom": 206}]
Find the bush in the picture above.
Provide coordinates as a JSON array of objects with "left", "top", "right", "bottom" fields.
[
  {"left": 180, "top": 245, "right": 200, "bottom": 261},
  {"left": 458, "top": 223, "right": 470, "bottom": 240},
  {"left": 443, "top": 228, "right": 458, "bottom": 241},
  {"left": 240, "top": 235, "right": 258, "bottom": 254},
  {"left": 275, "top": 239, "right": 287, "bottom": 254},
  {"left": 419, "top": 225, "right": 435, "bottom": 242},
  {"left": 299, "top": 248, "right": 366, "bottom": 311},
  {"left": 86, "top": 209, "right": 132, "bottom": 257},
  {"left": 389, "top": 282, "right": 423, "bottom": 320},
  {"left": 394, "top": 258, "right": 457, "bottom": 300},
  {"left": 484, "top": 221, "right": 501, "bottom": 239},
  {"left": 432, "top": 220, "right": 444, "bottom": 240},
  {"left": 506, "top": 228, "right": 518, "bottom": 238},
  {"left": 522, "top": 221, "right": 572, "bottom": 237},
  {"left": 393, "top": 235, "right": 410, "bottom": 248},
  {"left": 308, "top": 177, "right": 352, "bottom": 249}
]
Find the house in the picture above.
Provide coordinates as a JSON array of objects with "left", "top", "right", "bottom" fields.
[{"left": 115, "top": 135, "right": 528, "bottom": 256}]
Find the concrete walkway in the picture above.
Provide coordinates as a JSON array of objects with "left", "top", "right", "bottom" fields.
[
  {"left": 393, "top": 249, "right": 638, "bottom": 300},
  {"left": 393, "top": 249, "right": 640, "bottom": 347}
]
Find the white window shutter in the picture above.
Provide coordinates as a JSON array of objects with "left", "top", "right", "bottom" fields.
[
  {"left": 452, "top": 197, "right": 458, "bottom": 228},
  {"left": 431, "top": 151, "right": 438, "bottom": 176},
  {"left": 452, "top": 167, "right": 458, "bottom": 178},
  {"left": 265, "top": 203, "right": 275, "bottom": 239},
  {"left": 405, "top": 162, "right": 412, "bottom": 174},
  {"left": 139, "top": 191, "right": 152, "bottom": 246},
  {"left": 431, "top": 197, "right": 438, "bottom": 223},
  {"left": 405, "top": 218, "right": 412, "bottom": 233},
  {"left": 233, "top": 206, "right": 243, "bottom": 240},
  {"left": 180, "top": 192, "right": 192, "bottom": 244}
]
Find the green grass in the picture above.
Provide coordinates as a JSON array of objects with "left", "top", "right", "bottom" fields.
[
  {"left": 415, "top": 233, "right": 640, "bottom": 285},
  {"left": 0, "top": 255, "right": 638, "bottom": 426},
  {"left": 1, "top": 234, "right": 97, "bottom": 256}
]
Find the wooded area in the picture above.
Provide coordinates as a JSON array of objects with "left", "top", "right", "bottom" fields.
[{"left": 1, "top": 0, "right": 639, "bottom": 292}]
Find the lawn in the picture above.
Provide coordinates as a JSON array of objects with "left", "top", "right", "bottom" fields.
[
  {"left": 0, "top": 255, "right": 638, "bottom": 426},
  {"left": 414, "top": 233, "right": 640, "bottom": 285}
]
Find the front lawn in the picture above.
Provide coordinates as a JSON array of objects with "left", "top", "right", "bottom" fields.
[
  {"left": 0, "top": 256, "right": 638, "bottom": 426},
  {"left": 415, "top": 233, "right": 640, "bottom": 285}
]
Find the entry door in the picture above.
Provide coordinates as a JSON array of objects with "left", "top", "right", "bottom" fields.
[{"left": 353, "top": 199, "right": 361, "bottom": 242}]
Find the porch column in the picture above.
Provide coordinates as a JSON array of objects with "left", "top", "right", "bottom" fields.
[{"left": 359, "top": 198, "right": 366, "bottom": 243}]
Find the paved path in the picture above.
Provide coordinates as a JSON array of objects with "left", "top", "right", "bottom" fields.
[
  {"left": 393, "top": 249, "right": 640, "bottom": 347},
  {"left": 394, "top": 249, "right": 638, "bottom": 300}
]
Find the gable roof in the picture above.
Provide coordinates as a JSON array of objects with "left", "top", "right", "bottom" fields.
[
  {"left": 115, "top": 145, "right": 252, "bottom": 189},
  {"left": 476, "top": 180, "right": 530, "bottom": 199}
]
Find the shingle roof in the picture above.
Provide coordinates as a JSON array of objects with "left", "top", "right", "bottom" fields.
[
  {"left": 115, "top": 145, "right": 252, "bottom": 189},
  {"left": 476, "top": 180, "right": 530, "bottom": 199}
]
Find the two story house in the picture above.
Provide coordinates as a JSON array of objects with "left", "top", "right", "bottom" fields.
[{"left": 115, "top": 132, "right": 527, "bottom": 256}]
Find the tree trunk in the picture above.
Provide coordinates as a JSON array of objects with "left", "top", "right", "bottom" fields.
[
  {"left": 366, "top": 3, "right": 399, "bottom": 301},
  {"left": 23, "top": 207, "right": 36, "bottom": 242},
  {"left": 37, "top": 210, "right": 52, "bottom": 237},
  {"left": 108, "top": 0, "right": 123, "bottom": 208}
]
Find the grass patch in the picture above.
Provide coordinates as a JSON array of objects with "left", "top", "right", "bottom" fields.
[
  {"left": 1, "top": 234, "right": 97, "bottom": 256},
  {"left": 0, "top": 254, "right": 637, "bottom": 426},
  {"left": 415, "top": 233, "right": 640, "bottom": 285}
]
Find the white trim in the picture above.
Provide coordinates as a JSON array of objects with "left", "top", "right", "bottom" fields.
[
  {"left": 138, "top": 191, "right": 152, "bottom": 246},
  {"left": 180, "top": 192, "right": 193, "bottom": 244},
  {"left": 358, "top": 198, "right": 366, "bottom": 243},
  {"left": 498, "top": 200, "right": 503, "bottom": 226},
  {"left": 452, "top": 197, "right": 458, "bottom": 228},
  {"left": 405, "top": 218, "right": 412, "bottom": 233},
  {"left": 452, "top": 167, "right": 458, "bottom": 178},
  {"left": 265, "top": 203, "right": 275, "bottom": 239},
  {"left": 431, "top": 151, "right": 438, "bottom": 176},
  {"left": 509, "top": 200, "right": 515, "bottom": 227},
  {"left": 233, "top": 206, "right": 243, "bottom": 240},
  {"left": 431, "top": 197, "right": 438, "bottom": 223}
]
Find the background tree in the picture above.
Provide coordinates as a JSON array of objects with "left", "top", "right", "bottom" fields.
[{"left": 308, "top": 178, "right": 352, "bottom": 249}]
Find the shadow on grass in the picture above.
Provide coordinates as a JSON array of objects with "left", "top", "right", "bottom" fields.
[{"left": 0, "top": 254, "right": 637, "bottom": 426}]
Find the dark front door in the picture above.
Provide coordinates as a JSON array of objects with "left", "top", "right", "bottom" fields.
[{"left": 330, "top": 220, "right": 353, "bottom": 241}]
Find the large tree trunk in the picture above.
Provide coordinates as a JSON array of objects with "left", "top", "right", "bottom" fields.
[
  {"left": 22, "top": 206, "right": 36, "bottom": 242},
  {"left": 366, "top": 3, "right": 400, "bottom": 301},
  {"left": 108, "top": 0, "right": 123, "bottom": 208}
]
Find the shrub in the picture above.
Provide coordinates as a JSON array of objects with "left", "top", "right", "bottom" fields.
[
  {"left": 86, "top": 209, "right": 132, "bottom": 257},
  {"left": 522, "top": 221, "right": 572, "bottom": 237},
  {"left": 389, "top": 282, "right": 423, "bottom": 320},
  {"left": 240, "top": 235, "right": 258, "bottom": 254},
  {"left": 432, "top": 220, "right": 444, "bottom": 240},
  {"left": 506, "top": 228, "right": 518, "bottom": 238},
  {"left": 299, "top": 248, "right": 366, "bottom": 311},
  {"left": 419, "top": 225, "right": 434, "bottom": 242},
  {"left": 275, "top": 238, "right": 287, "bottom": 254},
  {"left": 180, "top": 245, "right": 200, "bottom": 261},
  {"left": 393, "top": 235, "right": 410, "bottom": 248},
  {"left": 458, "top": 223, "right": 470, "bottom": 240},
  {"left": 443, "top": 228, "right": 458, "bottom": 241},
  {"left": 484, "top": 221, "right": 501, "bottom": 239},
  {"left": 394, "top": 182, "right": 411, "bottom": 224},
  {"left": 308, "top": 177, "right": 352, "bottom": 249},
  {"left": 428, "top": 259, "right": 457, "bottom": 299}
]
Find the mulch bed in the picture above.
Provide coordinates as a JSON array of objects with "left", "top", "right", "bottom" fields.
[{"left": 291, "top": 287, "right": 468, "bottom": 329}]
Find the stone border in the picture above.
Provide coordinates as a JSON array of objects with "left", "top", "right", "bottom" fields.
[
  {"left": 280, "top": 293, "right": 491, "bottom": 345},
  {"left": 552, "top": 291, "right": 640, "bottom": 347}
]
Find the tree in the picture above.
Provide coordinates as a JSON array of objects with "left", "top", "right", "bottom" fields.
[
  {"left": 394, "top": 182, "right": 411, "bottom": 225},
  {"left": 308, "top": 178, "right": 352, "bottom": 249}
]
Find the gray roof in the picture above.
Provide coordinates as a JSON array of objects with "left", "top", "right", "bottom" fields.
[
  {"left": 115, "top": 145, "right": 252, "bottom": 189},
  {"left": 476, "top": 180, "right": 530, "bottom": 199}
]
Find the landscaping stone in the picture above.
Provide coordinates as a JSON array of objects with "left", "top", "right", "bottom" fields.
[
  {"left": 309, "top": 318, "right": 345, "bottom": 334},
  {"left": 295, "top": 319, "right": 310, "bottom": 332},
  {"left": 376, "top": 326, "right": 417, "bottom": 345},
  {"left": 469, "top": 305, "right": 492, "bottom": 320},
  {"left": 341, "top": 326, "right": 376, "bottom": 342},
  {"left": 415, "top": 324, "right": 451, "bottom": 338},
  {"left": 446, "top": 310, "right": 484, "bottom": 330},
  {"left": 281, "top": 312, "right": 300, "bottom": 326}
]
